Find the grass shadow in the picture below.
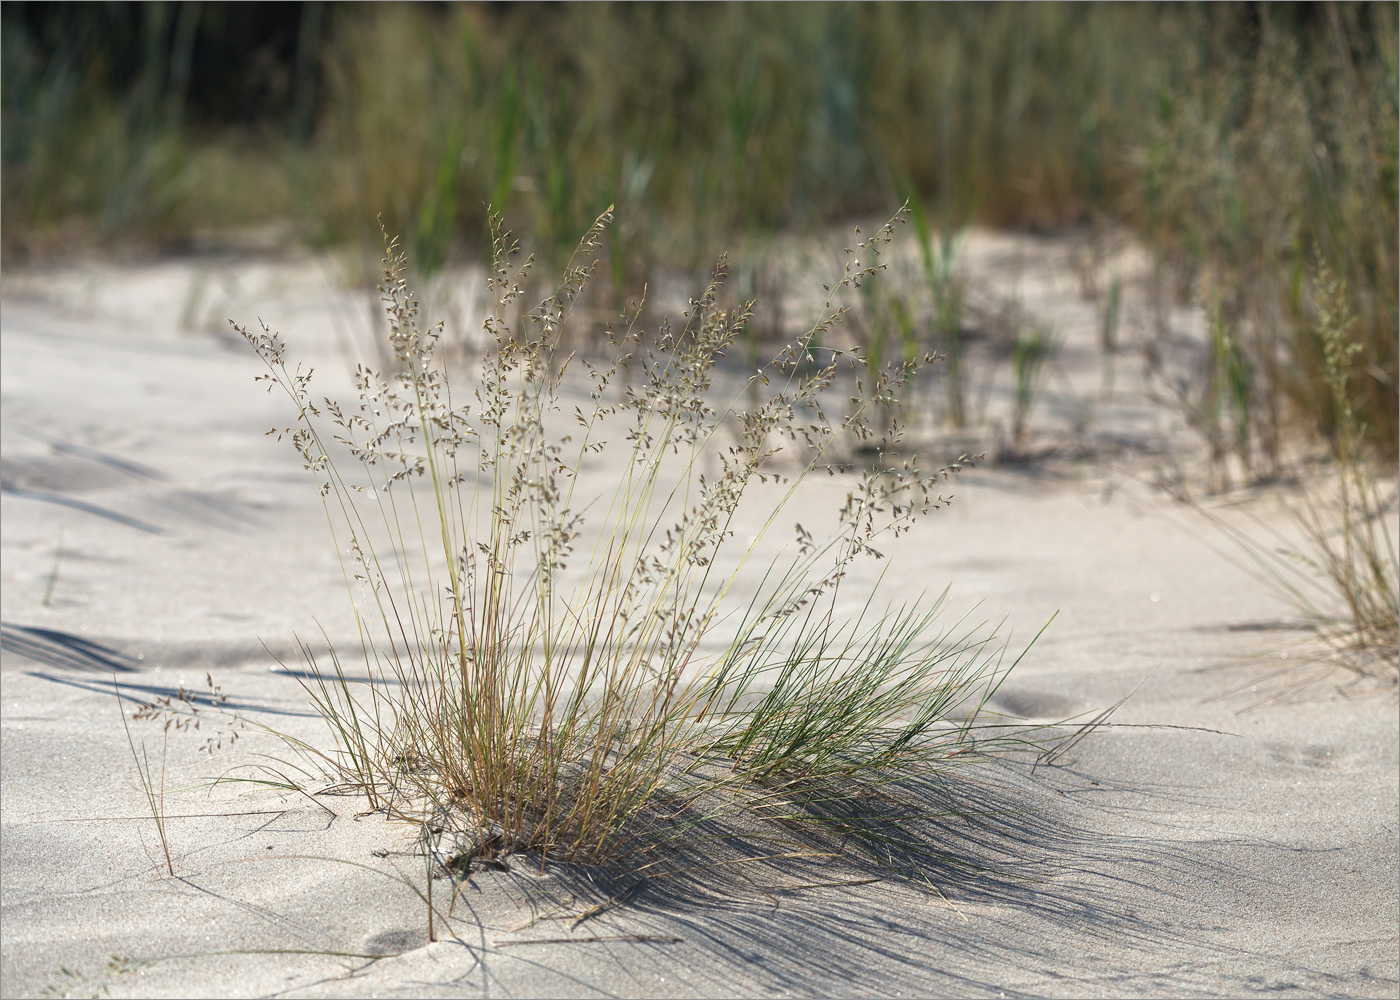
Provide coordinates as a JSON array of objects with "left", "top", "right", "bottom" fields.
[{"left": 425, "top": 753, "right": 1322, "bottom": 996}]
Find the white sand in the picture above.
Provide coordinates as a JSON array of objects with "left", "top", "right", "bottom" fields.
[{"left": 2, "top": 244, "right": 1395, "bottom": 998}]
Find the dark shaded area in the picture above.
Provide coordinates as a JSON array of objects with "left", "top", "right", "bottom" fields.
[
  {"left": 24, "top": 670, "right": 321, "bottom": 719},
  {"left": 0, "top": 437, "right": 260, "bottom": 532},
  {"left": 0, "top": 453, "right": 148, "bottom": 493},
  {"left": 362, "top": 927, "right": 432, "bottom": 958},
  {"left": 0, "top": 624, "right": 366, "bottom": 718},
  {"left": 0, "top": 487, "right": 166, "bottom": 533},
  {"left": 47, "top": 439, "right": 165, "bottom": 482},
  {"left": 3, "top": 2, "right": 1368, "bottom": 144},
  {"left": 3, "top": 2, "right": 322, "bottom": 133},
  {"left": 0, "top": 621, "right": 140, "bottom": 672},
  {"left": 149, "top": 488, "right": 260, "bottom": 531},
  {"left": 0, "top": 626, "right": 332, "bottom": 716},
  {"left": 443, "top": 755, "right": 1386, "bottom": 997}
]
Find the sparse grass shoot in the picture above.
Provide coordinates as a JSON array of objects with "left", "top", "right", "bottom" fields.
[
  {"left": 114, "top": 674, "right": 174, "bottom": 876},
  {"left": 1010, "top": 313, "right": 1059, "bottom": 447}
]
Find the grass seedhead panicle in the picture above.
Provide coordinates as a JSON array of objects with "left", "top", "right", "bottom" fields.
[
  {"left": 239, "top": 208, "right": 1049, "bottom": 867},
  {"left": 113, "top": 670, "right": 247, "bottom": 877}
]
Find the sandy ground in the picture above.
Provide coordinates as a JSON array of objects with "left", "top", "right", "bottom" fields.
[{"left": 2, "top": 238, "right": 1396, "bottom": 999}]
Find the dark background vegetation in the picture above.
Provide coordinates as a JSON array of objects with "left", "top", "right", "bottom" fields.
[{"left": 2, "top": 1, "right": 1396, "bottom": 462}]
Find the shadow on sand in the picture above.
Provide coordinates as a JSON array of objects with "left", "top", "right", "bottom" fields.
[{"left": 408, "top": 754, "right": 1373, "bottom": 997}]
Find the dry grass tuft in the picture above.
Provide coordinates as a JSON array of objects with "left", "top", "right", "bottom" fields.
[
  {"left": 1200, "top": 256, "right": 1398, "bottom": 680},
  {"left": 238, "top": 210, "right": 1052, "bottom": 865}
]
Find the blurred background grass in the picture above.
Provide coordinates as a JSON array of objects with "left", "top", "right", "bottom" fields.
[{"left": 3, "top": 1, "right": 1395, "bottom": 463}]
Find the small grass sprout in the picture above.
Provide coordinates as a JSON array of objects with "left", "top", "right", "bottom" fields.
[
  {"left": 1099, "top": 273, "right": 1121, "bottom": 399},
  {"left": 907, "top": 188, "right": 969, "bottom": 429},
  {"left": 238, "top": 207, "right": 1051, "bottom": 868},
  {"left": 1010, "top": 312, "right": 1059, "bottom": 446}
]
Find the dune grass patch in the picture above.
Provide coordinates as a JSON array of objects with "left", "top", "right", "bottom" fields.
[{"left": 237, "top": 210, "right": 1049, "bottom": 865}]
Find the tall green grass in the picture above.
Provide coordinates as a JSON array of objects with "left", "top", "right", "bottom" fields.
[{"left": 5, "top": 2, "right": 1395, "bottom": 458}]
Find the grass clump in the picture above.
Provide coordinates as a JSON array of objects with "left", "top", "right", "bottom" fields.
[
  {"left": 239, "top": 210, "right": 1043, "bottom": 865},
  {"left": 1205, "top": 257, "right": 1398, "bottom": 678},
  {"left": 1307, "top": 263, "right": 1399, "bottom": 655}
]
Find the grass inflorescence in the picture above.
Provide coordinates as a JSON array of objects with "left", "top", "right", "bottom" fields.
[{"left": 238, "top": 210, "right": 1050, "bottom": 865}]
